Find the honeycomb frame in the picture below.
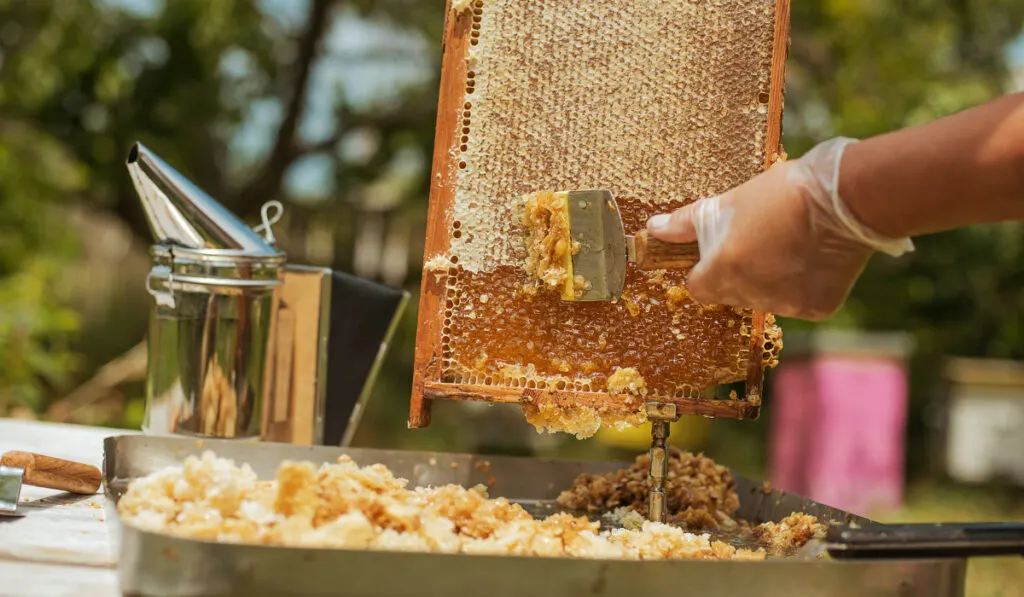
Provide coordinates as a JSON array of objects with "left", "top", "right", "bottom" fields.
[{"left": 410, "top": 0, "right": 791, "bottom": 429}]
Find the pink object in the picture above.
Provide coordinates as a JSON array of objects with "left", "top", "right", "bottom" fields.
[{"left": 769, "top": 337, "right": 910, "bottom": 516}]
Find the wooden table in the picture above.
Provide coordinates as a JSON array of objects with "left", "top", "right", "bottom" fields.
[{"left": 0, "top": 419, "right": 137, "bottom": 597}]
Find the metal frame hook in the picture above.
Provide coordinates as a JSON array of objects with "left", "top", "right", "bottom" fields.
[{"left": 254, "top": 200, "right": 284, "bottom": 245}]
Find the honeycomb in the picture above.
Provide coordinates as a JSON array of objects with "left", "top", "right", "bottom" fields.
[
  {"left": 442, "top": 263, "right": 753, "bottom": 395},
  {"left": 523, "top": 400, "right": 648, "bottom": 440},
  {"left": 417, "top": 0, "right": 786, "bottom": 432},
  {"left": 606, "top": 368, "right": 647, "bottom": 396}
]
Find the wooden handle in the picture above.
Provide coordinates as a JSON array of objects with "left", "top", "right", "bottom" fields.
[
  {"left": 0, "top": 451, "right": 102, "bottom": 494},
  {"left": 632, "top": 230, "right": 700, "bottom": 269}
]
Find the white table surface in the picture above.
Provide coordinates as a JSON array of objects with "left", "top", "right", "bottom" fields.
[{"left": 0, "top": 419, "right": 138, "bottom": 597}]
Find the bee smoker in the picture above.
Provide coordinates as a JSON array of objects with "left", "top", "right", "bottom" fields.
[{"left": 127, "top": 142, "right": 408, "bottom": 445}]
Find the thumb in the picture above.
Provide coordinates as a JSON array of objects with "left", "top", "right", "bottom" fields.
[{"left": 647, "top": 204, "right": 698, "bottom": 243}]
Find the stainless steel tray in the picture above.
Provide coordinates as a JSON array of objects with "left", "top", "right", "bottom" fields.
[{"left": 103, "top": 435, "right": 966, "bottom": 597}]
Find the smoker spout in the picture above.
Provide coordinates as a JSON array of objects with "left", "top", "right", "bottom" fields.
[{"left": 126, "top": 142, "right": 279, "bottom": 254}]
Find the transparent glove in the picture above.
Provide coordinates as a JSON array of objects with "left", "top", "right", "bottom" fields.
[{"left": 646, "top": 137, "right": 914, "bottom": 320}]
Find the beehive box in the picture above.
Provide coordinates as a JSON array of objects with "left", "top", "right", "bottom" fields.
[{"left": 411, "top": 0, "right": 790, "bottom": 437}]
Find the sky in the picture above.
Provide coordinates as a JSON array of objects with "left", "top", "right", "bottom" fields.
[
  {"left": 1009, "top": 33, "right": 1024, "bottom": 92},
  {"left": 1010, "top": 33, "right": 1024, "bottom": 64}
]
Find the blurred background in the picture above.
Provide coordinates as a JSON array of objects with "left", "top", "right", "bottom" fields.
[{"left": 0, "top": 0, "right": 1023, "bottom": 593}]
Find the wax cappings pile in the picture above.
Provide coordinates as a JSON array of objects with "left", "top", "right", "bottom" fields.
[{"left": 118, "top": 450, "right": 824, "bottom": 561}]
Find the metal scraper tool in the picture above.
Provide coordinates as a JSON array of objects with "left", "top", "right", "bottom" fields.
[
  {"left": 0, "top": 451, "right": 103, "bottom": 516},
  {"left": 562, "top": 189, "right": 700, "bottom": 303}
]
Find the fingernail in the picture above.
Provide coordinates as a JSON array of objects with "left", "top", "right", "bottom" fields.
[{"left": 648, "top": 214, "right": 670, "bottom": 232}]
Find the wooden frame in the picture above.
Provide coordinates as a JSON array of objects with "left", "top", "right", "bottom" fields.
[{"left": 410, "top": 0, "right": 792, "bottom": 428}]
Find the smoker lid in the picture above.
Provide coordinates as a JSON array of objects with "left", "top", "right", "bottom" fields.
[
  {"left": 149, "top": 244, "right": 285, "bottom": 284},
  {"left": 127, "top": 142, "right": 282, "bottom": 257}
]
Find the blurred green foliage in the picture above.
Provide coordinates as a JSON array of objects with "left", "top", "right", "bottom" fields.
[
  {"left": 0, "top": 0, "right": 1021, "bottom": 475},
  {"left": 0, "top": 258, "right": 81, "bottom": 411},
  {"left": 0, "top": 120, "right": 85, "bottom": 409}
]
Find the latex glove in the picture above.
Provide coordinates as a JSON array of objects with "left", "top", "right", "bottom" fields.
[{"left": 646, "top": 137, "right": 914, "bottom": 320}]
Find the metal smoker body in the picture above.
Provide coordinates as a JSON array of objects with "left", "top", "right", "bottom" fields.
[
  {"left": 128, "top": 143, "right": 329, "bottom": 443},
  {"left": 144, "top": 245, "right": 285, "bottom": 439}
]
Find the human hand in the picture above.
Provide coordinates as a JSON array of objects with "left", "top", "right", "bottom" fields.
[{"left": 646, "top": 137, "right": 914, "bottom": 320}]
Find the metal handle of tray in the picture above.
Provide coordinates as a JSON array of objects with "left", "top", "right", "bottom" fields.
[{"left": 827, "top": 522, "right": 1024, "bottom": 559}]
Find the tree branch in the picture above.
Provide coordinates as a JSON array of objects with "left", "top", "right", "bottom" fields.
[
  {"left": 231, "top": 0, "right": 336, "bottom": 212},
  {"left": 46, "top": 340, "right": 147, "bottom": 422}
]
